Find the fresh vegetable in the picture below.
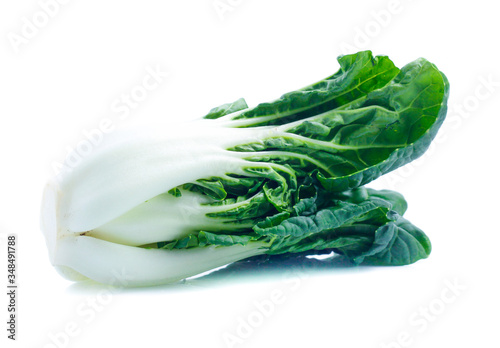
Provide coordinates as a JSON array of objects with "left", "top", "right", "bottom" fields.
[{"left": 40, "top": 51, "right": 449, "bottom": 287}]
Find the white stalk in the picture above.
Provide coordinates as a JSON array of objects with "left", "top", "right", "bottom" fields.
[
  {"left": 55, "top": 122, "right": 261, "bottom": 234},
  {"left": 53, "top": 236, "right": 266, "bottom": 287},
  {"left": 87, "top": 189, "right": 255, "bottom": 246}
]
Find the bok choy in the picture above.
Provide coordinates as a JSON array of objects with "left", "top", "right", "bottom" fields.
[{"left": 40, "top": 51, "right": 449, "bottom": 287}]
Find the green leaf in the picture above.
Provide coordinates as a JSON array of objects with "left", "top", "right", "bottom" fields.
[
  {"left": 167, "top": 187, "right": 182, "bottom": 197},
  {"left": 198, "top": 231, "right": 258, "bottom": 247},
  {"left": 348, "top": 217, "right": 432, "bottom": 266},
  {"left": 203, "top": 98, "right": 248, "bottom": 119},
  {"left": 230, "top": 51, "right": 449, "bottom": 192},
  {"left": 232, "top": 51, "right": 400, "bottom": 125},
  {"left": 205, "top": 192, "right": 274, "bottom": 220},
  {"left": 184, "top": 179, "right": 227, "bottom": 200}
]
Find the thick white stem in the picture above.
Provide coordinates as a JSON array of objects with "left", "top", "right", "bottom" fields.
[
  {"left": 53, "top": 235, "right": 266, "bottom": 287},
  {"left": 88, "top": 189, "right": 254, "bottom": 246},
  {"left": 53, "top": 121, "right": 272, "bottom": 234}
]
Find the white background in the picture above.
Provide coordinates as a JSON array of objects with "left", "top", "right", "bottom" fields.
[{"left": 1, "top": 0, "right": 499, "bottom": 347}]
